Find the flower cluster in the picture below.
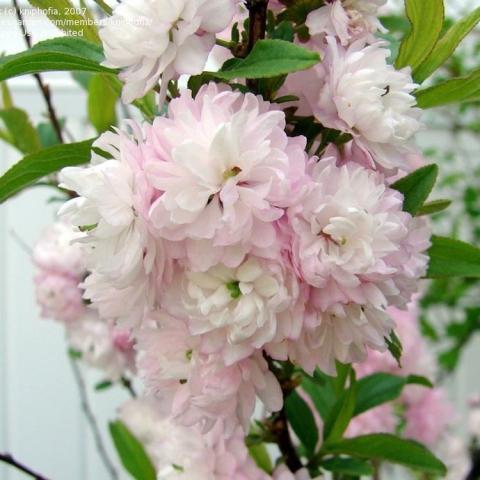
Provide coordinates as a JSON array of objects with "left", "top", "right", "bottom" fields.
[
  {"left": 51, "top": 0, "right": 433, "bottom": 476},
  {"left": 33, "top": 222, "right": 135, "bottom": 381}
]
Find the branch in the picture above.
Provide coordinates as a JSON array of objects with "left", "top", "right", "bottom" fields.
[
  {"left": 245, "top": 0, "right": 269, "bottom": 90},
  {"left": 265, "top": 356, "right": 303, "bottom": 473},
  {"left": 69, "top": 357, "right": 119, "bottom": 480},
  {"left": 121, "top": 376, "right": 137, "bottom": 398},
  {"left": 0, "top": 453, "right": 50, "bottom": 480},
  {"left": 12, "top": 0, "right": 64, "bottom": 143}
]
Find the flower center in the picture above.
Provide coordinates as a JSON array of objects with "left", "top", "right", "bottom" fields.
[
  {"left": 226, "top": 280, "right": 242, "bottom": 299},
  {"left": 222, "top": 166, "right": 242, "bottom": 181}
]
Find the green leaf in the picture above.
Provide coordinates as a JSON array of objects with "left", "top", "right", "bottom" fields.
[
  {"left": 88, "top": 74, "right": 118, "bottom": 133},
  {"left": 209, "top": 40, "right": 319, "bottom": 81},
  {"left": 395, "top": 0, "right": 444, "bottom": 70},
  {"left": 427, "top": 235, "right": 480, "bottom": 278},
  {"left": 28, "top": 0, "right": 100, "bottom": 43},
  {"left": 391, "top": 164, "right": 438, "bottom": 215},
  {"left": 1, "top": 82, "right": 13, "bottom": 109},
  {"left": 415, "top": 68, "right": 480, "bottom": 109},
  {"left": 416, "top": 199, "right": 451, "bottom": 216},
  {"left": 301, "top": 373, "right": 336, "bottom": 420},
  {"left": 285, "top": 390, "right": 319, "bottom": 457},
  {"left": 0, "top": 108, "right": 42, "bottom": 154},
  {"left": 0, "top": 37, "right": 116, "bottom": 84},
  {"left": 324, "top": 372, "right": 356, "bottom": 442},
  {"left": 385, "top": 330, "right": 403, "bottom": 367},
  {"left": 68, "top": 348, "right": 82, "bottom": 359},
  {"left": 414, "top": 7, "right": 480, "bottom": 82},
  {"left": 0, "top": 138, "right": 94, "bottom": 203},
  {"left": 95, "top": 380, "right": 113, "bottom": 391},
  {"left": 109, "top": 420, "right": 156, "bottom": 480},
  {"left": 321, "top": 457, "right": 374, "bottom": 476},
  {"left": 325, "top": 434, "right": 447, "bottom": 475},
  {"left": 248, "top": 443, "right": 273, "bottom": 474},
  {"left": 354, "top": 373, "right": 431, "bottom": 416}
]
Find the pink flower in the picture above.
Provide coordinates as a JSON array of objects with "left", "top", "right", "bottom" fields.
[
  {"left": 404, "top": 388, "right": 454, "bottom": 447},
  {"left": 162, "top": 254, "right": 305, "bottom": 365},
  {"left": 306, "top": 0, "right": 386, "bottom": 46},
  {"left": 34, "top": 271, "right": 85, "bottom": 323},
  {"left": 146, "top": 83, "right": 308, "bottom": 270},
  {"left": 289, "top": 157, "right": 430, "bottom": 312}
]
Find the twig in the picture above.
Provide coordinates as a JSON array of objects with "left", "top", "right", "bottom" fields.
[
  {"left": 0, "top": 453, "right": 50, "bottom": 480},
  {"left": 265, "top": 356, "right": 303, "bottom": 473},
  {"left": 245, "top": 0, "right": 269, "bottom": 91},
  {"left": 12, "top": 0, "right": 64, "bottom": 143},
  {"left": 69, "top": 357, "right": 119, "bottom": 480}
]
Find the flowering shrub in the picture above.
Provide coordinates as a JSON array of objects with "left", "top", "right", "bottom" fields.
[{"left": 2, "top": 0, "right": 480, "bottom": 479}]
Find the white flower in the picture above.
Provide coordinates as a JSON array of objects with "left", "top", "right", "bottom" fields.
[
  {"left": 100, "top": 0, "right": 237, "bottom": 103},
  {"left": 307, "top": 0, "right": 386, "bottom": 46},
  {"left": 59, "top": 127, "right": 164, "bottom": 328},
  {"left": 164, "top": 256, "right": 299, "bottom": 364},
  {"left": 306, "top": 37, "right": 422, "bottom": 170},
  {"left": 67, "top": 312, "right": 132, "bottom": 381}
]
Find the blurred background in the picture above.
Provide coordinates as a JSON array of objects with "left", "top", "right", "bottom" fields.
[{"left": 0, "top": 0, "right": 480, "bottom": 479}]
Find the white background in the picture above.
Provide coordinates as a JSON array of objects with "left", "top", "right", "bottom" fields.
[{"left": 0, "top": 1, "right": 479, "bottom": 479}]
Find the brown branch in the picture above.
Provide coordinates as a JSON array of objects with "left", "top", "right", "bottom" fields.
[
  {"left": 245, "top": 0, "right": 269, "bottom": 91},
  {"left": 0, "top": 453, "right": 50, "bottom": 480},
  {"left": 12, "top": 0, "right": 64, "bottom": 143},
  {"left": 265, "top": 356, "right": 303, "bottom": 473}
]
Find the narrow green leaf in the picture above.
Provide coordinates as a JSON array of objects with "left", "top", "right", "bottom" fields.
[
  {"left": 1, "top": 82, "right": 13, "bottom": 109},
  {"left": 414, "top": 7, "right": 480, "bottom": 82},
  {"left": 209, "top": 39, "right": 319, "bottom": 81},
  {"left": 325, "top": 434, "right": 447, "bottom": 475},
  {"left": 324, "top": 373, "right": 356, "bottom": 442},
  {"left": 248, "top": 443, "right": 273, "bottom": 474},
  {"left": 416, "top": 199, "right": 451, "bottom": 216},
  {"left": 0, "top": 37, "right": 116, "bottom": 84},
  {"left": 88, "top": 74, "right": 118, "bottom": 133},
  {"left": 395, "top": 0, "right": 444, "bottom": 70},
  {"left": 0, "top": 108, "right": 41, "bottom": 154},
  {"left": 285, "top": 390, "right": 319, "bottom": 457},
  {"left": 354, "top": 373, "right": 431, "bottom": 416},
  {"left": 321, "top": 457, "right": 374, "bottom": 476},
  {"left": 109, "top": 420, "right": 156, "bottom": 480},
  {"left": 301, "top": 374, "right": 336, "bottom": 420},
  {"left": 95, "top": 380, "right": 113, "bottom": 391},
  {"left": 427, "top": 235, "right": 480, "bottom": 278},
  {"left": 28, "top": 0, "right": 100, "bottom": 43},
  {"left": 0, "top": 139, "right": 94, "bottom": 203},
  {"left": 385, "top": 330, "right": 403, "bottom": 367},
  {"left": 415, "top": 68, "right": 480, "bottom": 109},
  {"left": 391, "top": 164, "right": 438, "bottom": 215},
  {"left": 92, "top": 0, "right": 113, "bottom": 15}
]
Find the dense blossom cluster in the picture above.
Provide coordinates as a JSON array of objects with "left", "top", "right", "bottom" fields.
[{"left": 32, "top": 0, "right": 439, "bottom": 477}]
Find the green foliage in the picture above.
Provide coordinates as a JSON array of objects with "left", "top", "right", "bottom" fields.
[
  {"left": 285, "top": 389, "right": 319, "bottom": 457},
  {"left": 395, "top": 0, "right": 444, "bottom": 71},
  {"left": 417, "top": 199, "right": 451, "bottom": 216},
  {"left": 320, "top": 457, "right": 374, "bottom": 476},
  {"left": 391, "top": 164, "right": 438, "bottom": 215},
  {"left": 324, "top": 434, "right": 447, "bottom": 475},
  {"left": 94, "top": 380, "right": 113, "bottom": 391},
  {"left": 416, "top": 68, "right": 480, "bottom": 108},
  {"left": 248, "top": 443, "right": 273, "bottom": 474},
  {"left": 109, "top": 420, "right": 156, "bottom": 480},
  {"left": 427, "top": 235, "right": 480, "bottom": 278},
  {"left": 323, "top": 371, "right": 356, "bottom": 442},
  {"left": 0, "top": 139, "right": 94, "bottom": 203},
  {"left": 354, "top": 373, "right": 431, "bottom": 416},
  {"left": 414, "top": 7, "right": 480, "bottom": 82},
  {"left": 210, "top": 40, "right": 320, "bottom": 81},
  {"left": 88, "top": 74, "right": 118, "bottom": 133},
  {"left": 0, "top": 37, "right": 116, "bottom": 84},
  {"left": 0, "top": 108, "right": 41, "bottom": 154},
  {"left": 301, "top": 371, "right": 337, "bottom": 420},
  {"left": 385, "top": 330, "right": 403, "bottom": 367},
  {"left": 27, "top": 0, "right": 100, "bottom": 43}
]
